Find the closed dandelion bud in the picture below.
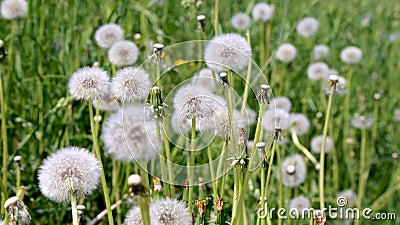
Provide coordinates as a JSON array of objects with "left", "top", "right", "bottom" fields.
[
  {"left": 215, "top": 197, "right": 224, "bottom": 214},
  {"left": 256, "top": 142, "right": 267, "bottom": 166},
  {"left": 314, "top": 210, "right": 326, "bottom": 225},
  {"left": 150, "top": 198, "right": 191, "bottom": 225},
  {"left": 148, "top": 86, "right": 167, "bottom": 118},
  {"left": 195, "top": 200, "right": 208, "bottom": 217},
  {"left": 197, "top": 15, "right": 206, "bottom": 31},
  {"left": 4, "top": 196, "right": 31, "bottom": 225},
  {"left": 257, "top": 84, "right": 270, "bottom": 104}
]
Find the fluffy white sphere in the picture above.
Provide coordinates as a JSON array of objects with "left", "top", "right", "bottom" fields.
[
  {"left": 0, "top": 0, "right": 27, "bottom": 20},
  {"left": 108, "top": 40, "right": 139, "bottom": 66},
  {"left": 251, "top": 3, "right": 274, "bottom": 22},
  {"left": 296, "top": 17, "right": 319, "bottom": 38},
  {"left": 94, "top": 23, "right": 124, "bottom": 49},
  {"left": 275, "top": 43, "right": 297, "bottom": 63},
  {"left": 307, "top": 62, "right": 330, "bottom": 80},
  {"left": 68, "top": 67, "right": 110, "bottom": 100},
  {"left": 111, "top": 67, "right": 152, "bottom": 102},
  {"left": 340, "top": 46, "right": 362, "bottom": 64},
  {"left": 231, "top": 13, "right": 251, "bottom": 31}
]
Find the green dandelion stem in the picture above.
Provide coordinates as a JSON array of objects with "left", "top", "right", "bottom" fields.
[
  {"left": 0, "top": 64, "right": 8, "bottom": 214},
  {"left": 71, "top": 194, "right": 79, "bottom": 225},
  {"left": 291, "top": 127, "right": 319, "bottom": 165},
  {"left": 207, "top": 145, "right": 218, "bottom": 200},
  {"left": 188, "top": 118, "right": 196, "bottom": 213},
  {"left": 241, "top": 30, "right": 253, "bottom": 116}
]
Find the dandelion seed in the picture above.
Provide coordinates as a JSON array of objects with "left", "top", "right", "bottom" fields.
[
  {"left": 251, "top": 3, "right": 274, "bottom": 22},
  {"left": 340, "top": 46, "right": 362, "bottom": 64},
  {"left": 289, "top": 196, "right": 310, "bottom": 218},
  {"left": 94, "top": 23, "right": 124, "bottom": 48},
  {"left": 262, "top": 109, "right": 290, "bottom": 132},
  {"left": 204, "top": 33, "right": 252, "bottom": 73},
  {"left": 307, "top": 62, "right": 329, "bottom": 81},
  {"left": 0, "top": 0, "right": 27, "bottom": 20},
  {"left": 124, "top": 207, "right": 143, "bottom": 225},
  {"left": 37, "top": 147, "right": 101, "bottom": 202},
  {"left": 108, "top": 40, "right": 139, "bottom": 66},
  {"left": 279, "top": 154, "right": 307, "bottom": 187},
  {"left": 150, "top": 198, "right": 191, "bottom": 225},
  {"left": 101, "top": 104, "right": 160, "bottom": 162},
  {"left": 68, "top": 67, "right": 110, "bottom": 101},
  {"left": 289, "top": 113, "right": 310, "bottom": 135},
  {"left": 191, "top": 68, "right": 219, "bottom": 92},
  {"left": 296, "top": 17, "right": 319, "bottom": 38},
  {"left": 312, "top": 45, "right": 329, "bottom": 60},
  {"left": 111, "top": 67, "right": 152, "bottom": 102},
  {"left": 311, "top": 135, "right": 334, "bottom": 154},
  {"left": 231, "top": 13, "right": 251, "bottom": 31},
  {"left": 270, "top": 96, "right": 292, "bottom": 112},
  {"left": 173, "top": 84, "right": 213, "bottom": 120},
  {"left": 351, "top": 114, "right": 373, "bottom": 129},
  {"left": 275, "top": 43, "right": 297, "bottom": 63}
]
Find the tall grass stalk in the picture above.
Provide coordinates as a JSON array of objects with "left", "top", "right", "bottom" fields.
[{"left": 0, "top": 63, "right": 8, "bottom": 214}]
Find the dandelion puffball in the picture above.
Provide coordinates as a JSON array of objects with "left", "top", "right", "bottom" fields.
[
  {"left": 270, "top": 96, "right": 292, "bottom": 112},
  {"left": 93, "top": 84, "right": 119, "bottom": 111},
  {"left": 124, "top": 207, "right": 143, "bottom": 225},
  {"left": 289, "top": 113, "right": 310, "bottom": 135},
  {"left": 38, "top": 147, "right": 101, "bottom": 202},
  {"left": 94, "top": 23, "right": 124, "bottom": 48},
  {"left": 108, "top": 40, "right": 139, "bottom": 66},
  {"left": 173, "top": 84, "right": 213, "bottom": 120},
  {"left": 231, "top": 13, "right": 251, "bottom": 31},
  {"left": 150, "top": 198, "right": 191, "bottom": 225},
  {"left": 296, "top": 17, "right": 319, "bottom": 38},
  {"left": 251, "top": 3, "right": 274, "bottom": 22},
  {"left": 262, "top": 108, "right": 290, "bottom": 132},
  {"left": 191, "top": 68, "right": 218, "bottom": 92},
  {"left": 68, "top": 67, "right": 110, "bottom": 100},
  {"left": 289, "top": 196, "right": 311, "bottom": 217},
  {"left": 340, "top": 46, "right": 362, "bottom": 64},
  {"left": 279, "top": 154, "right": 307, "bottom": 187},
  {"left": 307, "top": 62, "right": 330, "bottom": 80},
  {"left": 111, "top": 67, "right": 152, "bottom": 102},
  {"left": 275, "top": 43, "right": 297, "bottom": 63},
  {"left": 312, "top": 45, "right": 330, "bottom": 60},
  {"left": 204, "top": 33, "right": 252, "bottom": 73},
  {"left": 351, "top": 115, "right": 373, "bottom": 129},
  {"left": 0, "top": 0, "right": 27, "bottom": 20},
  {"left": 311, "top": 135, "right": 334, "bottom": 154}
]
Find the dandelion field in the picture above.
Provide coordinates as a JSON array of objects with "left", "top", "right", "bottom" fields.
[{"left": 0, "top": 0, "right": 400, "bottom": 224}]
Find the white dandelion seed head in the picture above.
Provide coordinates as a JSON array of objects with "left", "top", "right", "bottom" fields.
[
  {"left": 307, "top": 62, "right": 329, "bottom": 81},
  {"left": 296, "top": 17, "right": 319, "bottom": 38},
  {"left": 360, "top": 14, "right": 372, "bottom": 27},
  {"left": 340, "top": 46, "right": 362, "bottom": 64},
  {"left": 0, "top": 220, "right": 4, "bottom": 225},
  {"left": 311, "top": 135, "right": 334, "bottom": 154},
  {"left": 289, "top": 113, "right": 310, "bottom": 135},
  {"left": 289, "top": 196, "right": 311, "bottom": 217},
  {"left": 191, "top": 68, "right": 219, "bottom": 92},
  {"left": 68, "top": 67, "right": 110, "bottom": 101},
  {"left": 204, "top": 33, "right": 252, "bottom": 73},
  {"left": 328, "top": 68, "right": 339, "bottom": 76},
  {"left": 150, "top": 198, "right": 191, "bottom": 225},
  {"left": 93, "top": 84, "right": 119, "bottom": 111},
  {"left": 124, "top": 207, "right": 143, "bottom": 225},
  {"left": 278, "top": 154, "right": 307, "bottom": 187},
  {"left": 231, "top": 13, "right": 251, "bottom": 31},
  {"left": 251, "top": 3, "right": 274, "bottom": 22},
  {"left": 170, "top": 111, "right": 192, "bottom": 135},
  {"left": 0, "top": 0, "right": 27, "bottom": 20},
  {"left": 37, "top": 147, "right": 101, "bottom": 202},
  {"left": 311, "top": 45, "right": 330, "bottom": 60},
  {"left": 337, "top": 190, "right": 357, "bottom": 207},
  {"left": 389, "top": 33, "right": 399, "bottom": 43},
  {"left": 270, "top": 96, "right": 292, "bottom": 112},
  {"left": 94, "top": 23, "right": 124, "bottom": 49},
  {"left": 351, "top": 114, "right": 373, "bottom": 129},
  {"left": 108, "top": 40, "right": 140, "bottom": 66},
  {"left": 262, "top": 109, "right": 290, "bottom": 132},
  {"left": 111, "top": 67, "right": 152, "bottom": 102},
  {"left": 243, "top": 107, "right": 257, "bottom": 125},
  {"left": 101, "top": 104, "right": 160, "bottom": 162},
  {"left": 394, "top": 108, "right": 400, "bottom": 122},
  {"left": 173, "top": 84, "right": 213, "bottom": 120},
  {"left": 196, "top": 94, "right": 227, "bottom": 132},
  {"left": 275, "top": 43, "right": 297, "bottom": 63}
]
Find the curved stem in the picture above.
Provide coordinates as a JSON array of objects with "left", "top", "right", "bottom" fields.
[{"left": 291, "top": 127, "right": 318, "bottom": 166}]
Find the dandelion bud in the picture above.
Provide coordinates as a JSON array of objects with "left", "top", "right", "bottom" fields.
[
  {"left": 148, "top": 86, "right": 167, "bottom": 118},
  {"left": 314, "top": 210, "right": 327, "bottom": 225},
  {"left": 197, "top": 14, "right": 206, "bottom": 31},
  {"left": 153, "top": 177, "right": 162, "bottom": 192},
  {"left": 257, "top": 84, "right": 270, "bottom": 104},
  {"left": 13, "top": 155, "right": 22, "bottom": 163},
  {"left": 215, "top": 197, "right": 224, "bottom": 213},
  {"left": 153, "top": 43, "right": 164, "bottom": 61},
  {"left": 128, "top": 174, "right": 142, "bottom": 186},
  {"left": 4, "top": 196, "right": 32, "bottom": 225},
  {"left": 195, "top": 200, "right": 208, "bottom": 216}
]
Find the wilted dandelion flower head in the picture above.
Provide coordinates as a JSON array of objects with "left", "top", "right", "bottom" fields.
[
  {"left": 337, "top": 190, "right": 357, "bottom": 207},
  {"left": 93, "top": 83, "right": 119, "bottom": 111},
  {"left": 275, "top": 43, "right": 297, "bottom": 63},
  {"left": 296, "top": 17, "right": 319, "bottom": 38},
  {"left": 262, "top": 108, "right": 290, "bottom": 132},
  {"left": 307, "top": 62, "right": 329, "bottom": 81},
  {"left": 111, "top": 67, "right": 152, "bottom": 102},
  {"left": 231, "top": 13, "right": 251, "bottom": 31},
  {"left": 191, "top": 68, "right": 219, "bottom": 92},
  {"left": 279, "top": 154, "right": 307, "bottom": 187},
  {"left": 38, "top": 147, "right": 101, "bottom": 202},
  {"left": 312, "top": 45, "right": 330, "bottom": 60},
  {"left": 124, "top": 207, "right": 143, "bottom": 225},
  {"left": 150, "top": 198, "right": 191, "bottom": 225},
  {"left": 270, "top": 96, "right": 292, "bottom": 112},
  {"left": 204, "top": 33, "right": 252, "bottom": 73},
  {"left": 340, "top": 46, "right": 362, "bottom": 64},
  {"left": 68, "top": 67, "right": 110, "bottom": 100},
  {"left": 101, "top": 104, "right": 160, "bottom": 162},
  {"left": 173, "top": 84, "right": 213, "bottom": 120},
  {"left": 108, "top": 40, "right": 139, "bottom": 66},
  {"left": 251, "top": 3, "right": 274, "bottom": 22},
  {"left": 289, "top": 196, "right": 311, "bottom": 217},
  {"left": 94, "top": 23, "right": 124, "bottom": 48},
  {"left": 311, "top": 135, "right": 334, "bottom": 154},
  {"left": 351, "top": 114, "right": 373, "bottom": 129},
  {"left": 0, "top": 0, "right": 27, "bottom": 20},
  {"left": 289, "top": 113, "right": 310, "bottom": 135}
]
